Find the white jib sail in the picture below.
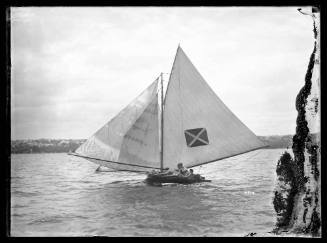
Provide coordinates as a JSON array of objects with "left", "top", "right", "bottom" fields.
[
  {"left": 163, "top": 47, "right": 265, "bottom": 169},
  {"left": 75, "top": 79, "right": 160, "bottom": 172}
]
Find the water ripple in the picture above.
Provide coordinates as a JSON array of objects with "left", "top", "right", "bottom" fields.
[{"left": 11, "top": 150, "right": 280, "bottom": 236}]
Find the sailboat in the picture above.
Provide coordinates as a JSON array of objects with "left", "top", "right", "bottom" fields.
[{"left": 69, "top": 46, "right": 266, "bottom": 184}]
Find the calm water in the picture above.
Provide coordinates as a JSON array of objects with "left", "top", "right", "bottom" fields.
[{"left": 11, "top": 149, "right": 291, "bottom": 236}]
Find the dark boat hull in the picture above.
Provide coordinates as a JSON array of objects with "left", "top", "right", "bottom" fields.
[{"left": 145, "top": 173, "right": 210, "bottom": 185}]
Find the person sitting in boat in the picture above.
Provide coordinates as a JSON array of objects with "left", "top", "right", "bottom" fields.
[
  {"left": 186, "top": 168, "right": 195, "bottom": 179},
  {"left": 176, "top": 163, "right": 189, "bottom": 176},
  {"left": 189, "top": 169, "right": 194, "bottom": 175}
]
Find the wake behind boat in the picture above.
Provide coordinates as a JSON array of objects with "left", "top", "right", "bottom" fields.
[{"left": 69, "top": 45, "right": 266, "bottom": 184}]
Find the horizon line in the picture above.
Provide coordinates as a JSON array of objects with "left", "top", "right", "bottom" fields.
[{"left": 10, "top": 134, "right": 299, "bottom": 141}]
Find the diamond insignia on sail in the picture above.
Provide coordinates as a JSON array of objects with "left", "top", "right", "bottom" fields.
[{"left": 184, "top": 128, "right": 209, "bottom": 147}]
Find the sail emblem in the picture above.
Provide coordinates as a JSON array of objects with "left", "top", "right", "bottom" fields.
[{"left": 184, "top": 128, "right": 209, "bottom": 147}]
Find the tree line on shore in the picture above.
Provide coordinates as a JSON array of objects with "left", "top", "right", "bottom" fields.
[
  {"left": 11, "top": 139, "right": 86, "bottom": 154},
  {"left": 11, "top": 135, "right": 294, "bottom": 154}
]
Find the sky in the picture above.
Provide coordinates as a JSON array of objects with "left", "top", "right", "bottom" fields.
[{"left": 11, "top": 7, "right": 316, "bottom": 140}]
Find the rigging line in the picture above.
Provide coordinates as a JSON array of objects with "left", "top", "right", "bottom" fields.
[
  {"left": 87, "top": 167, "right": 149, "bottom": 176},
  {"left": 69, "top": 153, "right": 164, "bottom": 170},
  {"left": 187, "top": 145, "right": 268, "bottom": 168},
  {"left": 163, "top": 45, "right": 180, "bottom": 106},
  {"left": 178, "top": 53, "right": 184, "bottom": 164},
  {"left": 160, "top": 72, "right": 164, "bottom": 171},
  {"left": 97, "top": 168, "right": 149, "bottom": 173}
]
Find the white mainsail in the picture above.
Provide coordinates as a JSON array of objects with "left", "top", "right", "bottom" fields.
[
  {"left": 162, "top": 46, "right": 265, "bottom": 169},
  {"left": 74, "top": 80, "right": 160, "bottom": 172},
  {"left": 73, "top": 46, "right": 265, "bottom": 172}
]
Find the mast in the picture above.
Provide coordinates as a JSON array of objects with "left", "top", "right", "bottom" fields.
[{"left": 160, "top": 72, "right": 164, "bottom": 171}]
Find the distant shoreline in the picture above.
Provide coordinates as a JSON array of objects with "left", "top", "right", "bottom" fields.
[
  {"left": 10, "top": 148, "right": 291, "bottom": 156},
  {"left": 10, "top": 136, "right": 294, "bottom": 154}
]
